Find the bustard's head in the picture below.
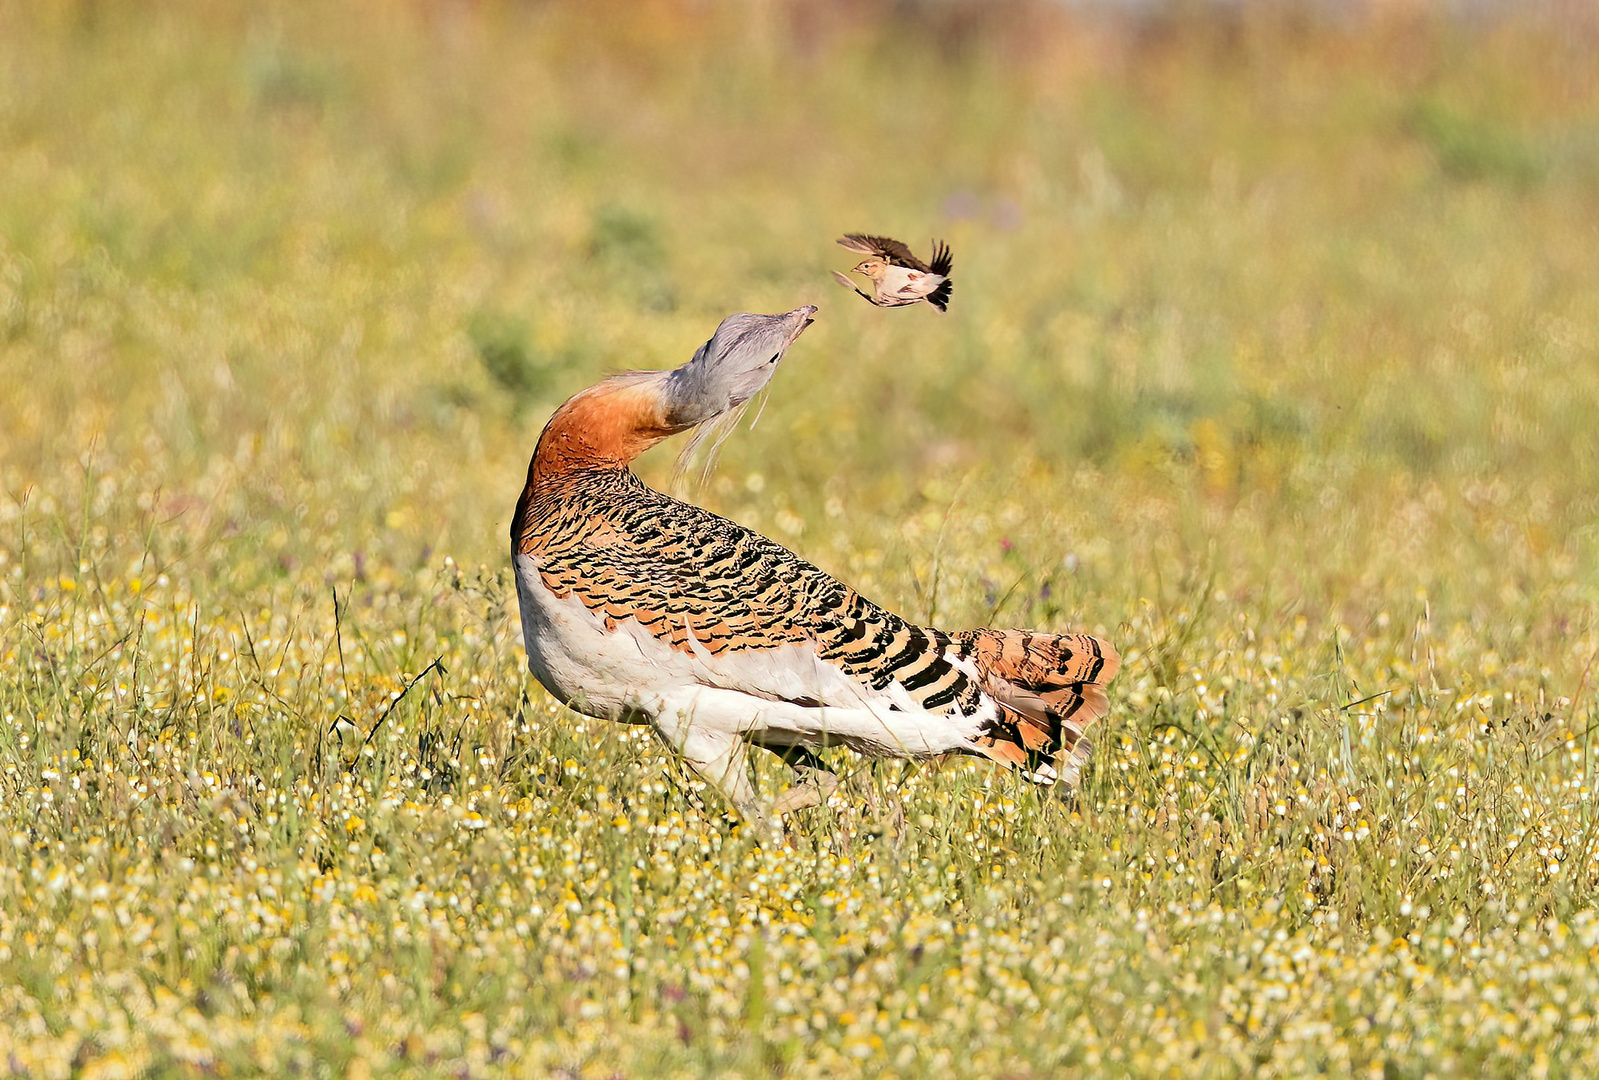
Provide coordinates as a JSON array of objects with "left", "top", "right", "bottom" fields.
[{"left": 663, "top": 305, "right": 817, "bottom": 428}]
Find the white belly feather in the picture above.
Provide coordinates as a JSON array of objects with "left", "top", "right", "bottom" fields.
[{"left": 881, "top": 265, "right": 945, "bottom": 299}]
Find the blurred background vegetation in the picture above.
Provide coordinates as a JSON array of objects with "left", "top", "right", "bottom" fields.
[
  {"left": 7, "top": 2, "right": 1599, "bottom": 1074},
  {"left": 4, "top": 0, "right": 1598, "bottom": 639}
]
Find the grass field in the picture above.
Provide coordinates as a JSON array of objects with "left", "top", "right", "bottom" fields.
[{"left": 4, "top": 1, "right": 1599, "bottom": 1075}]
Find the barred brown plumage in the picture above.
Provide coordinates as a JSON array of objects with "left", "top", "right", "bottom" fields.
[{"left": 511, "top": 305, "right": 1117, "bottom": 823}]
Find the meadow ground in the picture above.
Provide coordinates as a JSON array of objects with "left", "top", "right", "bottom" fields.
[{"left": 3, "top": 1, "right": 1599, "bottom": 1076}]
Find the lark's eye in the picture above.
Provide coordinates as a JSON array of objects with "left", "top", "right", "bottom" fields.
[{"left": 769, "top": 354, "right": 780, "bottom": 364}]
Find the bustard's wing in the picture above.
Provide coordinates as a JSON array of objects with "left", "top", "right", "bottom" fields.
[
  {"left": 522, "top": 472, "right": 986, "bottom": 715},
  {"left": 522, "top": 472, "right": 1117, "bottom": 773}
]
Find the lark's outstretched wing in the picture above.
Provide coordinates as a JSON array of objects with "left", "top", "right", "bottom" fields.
[
  {"left": 837, "top": 234, "right": 932, "bottom": 273},
  {"left": 831, "top": 269, "right": 877, "bottom": 305}
]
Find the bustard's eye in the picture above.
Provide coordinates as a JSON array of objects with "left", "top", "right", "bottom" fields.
[{"left": 769, "top": 354, "right": 779, "bottom": 364}]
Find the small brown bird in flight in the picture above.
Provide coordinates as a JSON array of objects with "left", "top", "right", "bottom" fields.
[{"left": 832, "top": 234, "right": 953, "bottom": 312}]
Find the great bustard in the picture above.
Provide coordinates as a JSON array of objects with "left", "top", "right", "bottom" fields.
[{"left": 511, "top": 305, "right": 1117, "bottom": 822}]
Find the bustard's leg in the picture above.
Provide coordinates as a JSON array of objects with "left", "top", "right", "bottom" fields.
[
  {"left": 652, "top": 698, "right": 761, "bottom": 822},
  {"left": 764, "top": 745, "right": 841, "bottom": 815}
]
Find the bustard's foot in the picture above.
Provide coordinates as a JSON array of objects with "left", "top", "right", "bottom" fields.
[{"left": 770, "top": 765, "right": 841, "bottom": 815}]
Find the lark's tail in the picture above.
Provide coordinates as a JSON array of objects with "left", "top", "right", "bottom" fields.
[
  {"left": 926, "top": 240, "right": 953, "bottom": 311},
  {"left": 953, "top": 628, "right": 1120, "bottom": 786}
]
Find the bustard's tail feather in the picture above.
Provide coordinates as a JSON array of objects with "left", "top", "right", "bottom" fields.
[{"left": 954, "top": 629, "right": 1120, "bottom": 785}]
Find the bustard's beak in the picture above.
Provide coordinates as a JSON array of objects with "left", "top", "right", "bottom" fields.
[{"left": 781, "top": 304, "right": 817, "bottom": 343}]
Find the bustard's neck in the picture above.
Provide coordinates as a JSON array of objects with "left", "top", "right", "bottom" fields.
[
  {"left": 529, "top": 372, "right": 681, "bottom": 486},
  {"left": 512, "top": 372, "right": 680, "bottom": 553}
]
